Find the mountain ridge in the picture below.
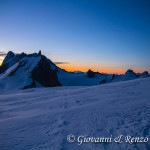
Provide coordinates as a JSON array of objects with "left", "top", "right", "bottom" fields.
[{"left": 0, "top": 51, "right": 149, "bottom": 91}]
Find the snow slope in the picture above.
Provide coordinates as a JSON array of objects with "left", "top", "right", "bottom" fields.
[
  {"left": 0, "top": 77, "right": 150, "bottom": 150},
  {"left": 0, "top": 56, "right": 41, "bottom": 92},
  {"left": 57, "top": 68, "right": 106, "bottom": 86}
]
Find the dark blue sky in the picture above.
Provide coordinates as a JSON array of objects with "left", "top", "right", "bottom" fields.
[{"left": 0, "top": 0, "right": 150, "bottom": 73}]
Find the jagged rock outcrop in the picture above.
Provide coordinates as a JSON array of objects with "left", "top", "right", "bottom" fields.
[
  {"left": 99, "top": 74, "right": 115, "bottom": 84},
  {"left": 0, "top": 51, "right": 61, "bottom": 90},
  {"left": 38, "top": 50, "right": 41, "bottom": 56},
  {"left": 87, "top": 69, "right": 95, "bottom": 78},
  {"left": 125, "top": 69, "right": 137, "bottom": 78},
  {"left": 0, "top": 51, "right": 26, "bottom": 74},
  {"left": 141, "top": 71, "right": 149, "bottom": 78},
  {"left": 2, "top": 51, "right": 15, "bottom": 65},
  {"left": 32, "top": 56, "right": 61, "bottom": 87}
]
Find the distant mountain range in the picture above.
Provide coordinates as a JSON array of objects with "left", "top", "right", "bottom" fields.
[{"left": 0, "top": 51, "right": 149, "bottom": 91}]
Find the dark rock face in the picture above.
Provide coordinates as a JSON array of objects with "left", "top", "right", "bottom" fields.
[
  {"left": 142, "top": 71, "right": 148, "bottom": 75},
  {"left": 38, "top": 50, "right": 41, "bottom": 56},
  {"left": 23, "top": 82, "right": 36, "bottom": 89},
  {"left": 100, "top": 79, "right": 106, "bottom": 84},
  {"left": 0, "top": 51, "right": 26, "bottom": 74},
  {"left": 87, "top": 69, "right": 95, "bottom": 78},
  {"left": 2, "top": 51, "right": 15, "bottom": 65},
  {"left": 141, "top": 71, "right": 149, "bottom": 78},
  {"left": 125, "top": 69, "right": 137, "bottom": 78},
  {"left": 0, "top": 63, "right": 8, "bottom": 74},
  {"left": 0, "top": 51, "right": 15, "bottom": 74},
  {"left": 99, "top": 74, "right": 115, "bottom": 84},
  {"left": 32, "top": 56, "right": 61, "bottom": 87},
  {"left": 110, "top": 74, "right": 115, "bottom": 81}
]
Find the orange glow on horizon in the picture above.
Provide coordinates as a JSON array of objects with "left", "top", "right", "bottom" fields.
[
  {"left": 57, "top": 64, "right": 150, "bottom": 74},
  {"left": 57, "top": 64, "right": 126, "bottom": 74}
]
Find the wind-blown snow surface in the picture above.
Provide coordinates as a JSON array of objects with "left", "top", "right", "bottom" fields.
[{"left": 0, "top": 78, "right": 150, "bottom": 150}]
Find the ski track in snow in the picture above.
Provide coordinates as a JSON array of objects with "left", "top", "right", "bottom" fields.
[{"left": 0, "top": 78, "right": 150, "bottom": 150}]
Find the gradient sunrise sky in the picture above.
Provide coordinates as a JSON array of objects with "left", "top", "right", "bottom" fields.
[{"left": 0, "top": 0, "right": 150, "bottom": 74}]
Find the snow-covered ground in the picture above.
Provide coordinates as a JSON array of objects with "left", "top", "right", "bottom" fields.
[
  {"left": 0, "top": 78, "right": 150, "bottom": 150},
  {"left": 57, "top": 69, "right": 105, "bottom": 86}
]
